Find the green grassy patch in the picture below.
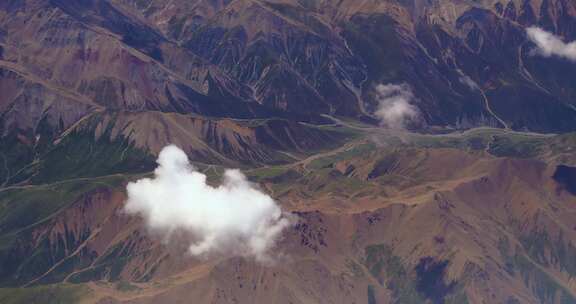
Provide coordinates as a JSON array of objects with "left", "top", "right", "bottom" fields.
[
  {"left": 488, "top": 134, "right": 547, "bottom": 158},
  {"left": 0, "top": 284, "right": 89, "bottom": 304},
  {"left": 512, "top": 254, "right": 575, "bottom": 304},
  {"left": 547, "top": 132, "right": 576, "bottom": 162},
  {"left": 408, "top": 129, "right": 552, "bottom": 159},
  {"left": 245, "top": 167, "right": 304, "bottom": 186},
  {"left": 499, "top": 236, "right": 576, "bottom": 303},
  {"left": 31, "top": 127, "right": 155, "bottom": 184},
  {"left": 520, "top": 230, "right": 576, "bottom": 277},
  {"left": 364, "top": 244, "right": 467, "bottom": 304},
  {"left": 410, "top": 131, "right": 492, "bottom": 151},
  {"left": 0, "top": 175, "right": 126, "bottom": 235},
  {"left": 364, "top": 244, "right": 424, "bottom": 303},
  {"left": 308, "top": 143, "right": 375, "bottom": 170},
  {"left": 0, "top": 174, "right": 132, "bottom": 286},
  {"left": 116, "top": 280, "right": 140, "bottom": 292}
]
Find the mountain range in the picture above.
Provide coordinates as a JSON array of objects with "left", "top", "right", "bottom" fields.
[{"left": 1, "top": 0, "right": 576, "bottom": 303}]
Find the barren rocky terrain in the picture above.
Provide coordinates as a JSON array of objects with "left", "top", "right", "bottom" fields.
[{"left": 1, "top": 0, "right": 576, "bottom": 303}]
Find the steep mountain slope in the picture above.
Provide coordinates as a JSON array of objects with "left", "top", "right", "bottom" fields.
[
  {"left": 1, "top": 127, "right": 576, "bottom": 304},
  {"left": 1, "top": 0, "right": 576, "bottom": 303},
  {"left": 110, "top": 0, "right": 576, "bottom": 130},
  {"left": 1, "top": 0, "right": 575, "bottom": 179}
]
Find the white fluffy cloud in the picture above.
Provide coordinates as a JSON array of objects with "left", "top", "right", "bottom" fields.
[
  {"left": 124, "top": 145, "right": 291, "bottom": 262},
  {"left": 526, "top": 27, "right": 576, "bottom": 61},
  {"left": 374, "top": 83, "right": 420, "bottom": 129}
]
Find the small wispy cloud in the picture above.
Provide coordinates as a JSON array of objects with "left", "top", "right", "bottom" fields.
[
  {"left": 374, "top": 83, "right": 420, "bottom": 129},
  {"left": 124, "top": 145, "right": 291, "bottom": 263},
  {"left": 526, "top": 27, "right": 576, "bottom": 61}
]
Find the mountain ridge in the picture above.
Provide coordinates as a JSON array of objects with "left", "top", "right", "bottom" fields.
[{"left": 1, "top": 1, "right": 576, "bottom": 303}]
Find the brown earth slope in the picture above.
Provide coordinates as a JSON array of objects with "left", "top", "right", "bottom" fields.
[
  {"left": 1, "top": 128, "right": 576, "bottom": 304},
  {"left": 1, "top": 1, "right": 576, "bottom": 303}
]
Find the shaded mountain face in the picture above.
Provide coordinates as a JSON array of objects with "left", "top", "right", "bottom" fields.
[
  {"left": 1, "top": 0, "right": 575, "bottom": 181},
  {"left": 1, "top": 0, "right": 576, "bottom": 140},
  {"left": 1, "top": 1, "right": 576, "bottom": 304}
]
